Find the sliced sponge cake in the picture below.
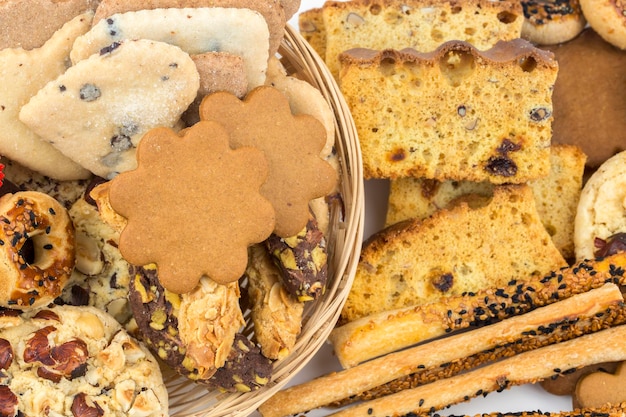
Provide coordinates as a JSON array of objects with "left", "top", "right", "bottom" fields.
[
  {"left": 339, "top": 39, "right": 558, "bottom": 183},
  {"left": 341, "top": 184, "right": 567, "bottom": 323}
]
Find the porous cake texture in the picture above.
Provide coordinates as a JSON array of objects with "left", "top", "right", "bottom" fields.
[
  {"left": 339, "top": 39, "right": 558, "bottom": 183},
  {"left": 318, "top": 0, "right": 524, "bottom": 78}
]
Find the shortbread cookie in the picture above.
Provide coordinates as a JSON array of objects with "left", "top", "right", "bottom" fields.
[
  {"left": 108, "top": 121, "right": 275, "bottom": 293},
  {"left": 199, "top": 86, "right": 337, "bottom": 238},
  {"left": 579, "top": 0, "right": 626, "bottom": 49},
  {"left": 318, "top": 0, "right": 524, "bottom": 77},
  {"left": 57, "top": 197, "right": 133, "bottom": 328},
  {"left": 2, "top": 158, "right": 91, "bottom": 210},
  {"left": 342, "top": 184, "right": 567, "bottom": 323},
  {"left": 0, "top": 305, "right": 168, "bottom": 416},
  {"left": 0, "top": 12, "right": 92, "bottom": 181},
  {"left": 20, "top": 39, "right": 200, "bottom": 179},
  {"left": 521, "top": 0, "right": 586, "bottom": 45},
  {"left": 71, "top": 7, "right": 270, "bottom": 89},
  {"left": 0, "top": 0, "right": 99, "bottom": 50},
  {"left": 574, "top": 150, "right": 626, "bottom": 261},
  {"left": 92, "top": 0, "right": 286, "bottom": 57},
  {"left": 546, "top": 28, "right": 626, "bottom": 168},
  {"left": 265, "top": 57, "right": 335, "bottom": 158},
  {"left": 340, "top": 39, "right": 558, "bottom": 182}
]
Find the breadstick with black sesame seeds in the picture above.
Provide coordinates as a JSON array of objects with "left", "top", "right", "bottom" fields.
[
  {"left": 329, "top": 253, "right": 626, "bottom": 368},
  {"left": 329, "top": 324, "right": 626, "bottom": 417},
  {"left": 257, "top": 283, "right": 625, "bottom": 417}
]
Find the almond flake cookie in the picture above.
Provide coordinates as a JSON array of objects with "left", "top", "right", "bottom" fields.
[
  {"left": 70, "top": 7, "right": 270, "bottom": 90},
  {"left": 0, "top": 12, "right": 92, "bottom": 181},
  {"left": 0, "top": 305, "right": 168, "bottom": 416},
  {"left": 19, "top": 39, "right": 200, "bottom": 179}
]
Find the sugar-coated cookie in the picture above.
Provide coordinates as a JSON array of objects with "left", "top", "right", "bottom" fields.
[
  {"left": 91, "top": 0, "right": 286, "bottom": 57},
  {"left": 0, "top": 0, "right": 99, "bottom": 50},
  {"left": 20, "top": 39, "right": 200, "bottom": 179},
  {"left": 0, "top": 12, "right": 93, "bottom": 181},
  {"left": 574, "top": 150, "right": 626, "bottom": 261},
  {"left": 580, "top": 0, "right": 626, "bottom": 49},
  {"left": 71, "top": 7, "right": 270, "bottom": 89},
  {"left": 521, "top": 0, "right": 586, "bottom": 45},
  {"left": 0, "top": 305, "right": 168, "bottom": 416},
  {"left": 199, "top": 86, "right": 338, "bottom": 238},
  {"left": 108, "top": 121, "right": 275, "bottom": 293},
  {"left": 0, "top": 191, "right": 75, "bottom": 309}
]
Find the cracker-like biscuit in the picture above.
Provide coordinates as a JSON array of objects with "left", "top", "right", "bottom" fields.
[
  {"left": 0, "top": 0, "right": 99, "bottom": 50},
  {"left": 71, "top": 7, "right": 270, "bottom": 89},
  {"left": 19, "top": 39, "right": 200, "bottom": 179},
  {"left": 199, "top": 86, "right": 338, "bottom": 238},
  {"left": 108, "top": 121, "right": 276, "bottom": 294},
  {"left": 92, "top": 0, "right": 286, "bottom": 57},
  {"left": 0, "top": 12, "right": 92, "bottom": 181},
  {"left": 574, "top": 150, "right": 626, "bottom": 261}
]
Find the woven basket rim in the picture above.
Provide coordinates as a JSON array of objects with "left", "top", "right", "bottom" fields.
[{"left": 164, "top": 24, "right": 365, "bottom": 417}]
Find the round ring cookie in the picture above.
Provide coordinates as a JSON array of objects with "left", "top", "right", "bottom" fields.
[
  {"left": 0, "top": 305, "right": 168, "bottom": 416},
  {"left": 521, "top": 0, "right": 586, "bottom": 45},
  {"left": 574, "top": 150, "right": 626, "bottom": 261},
  {"left": 0, "top": 191, "right": 75, "bottom": 309},
  {"left": 579, "top": 0, "right": 626, "bottom": 49}
]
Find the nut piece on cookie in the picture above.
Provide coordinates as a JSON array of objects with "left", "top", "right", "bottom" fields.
[
  {"left": 0, "top": 12, "right": 92, "bottom": 181},
  {"left": 199, "top": 86, "right": 338, "bottom": 238},
  {"left": 108, "top": 121, "right": 276, "bottom": 294},
  {"left": 70, "top": 7, "right": 270, "bottom": 89},
  {"left": 19, "top": 39, "right": 200, "bottom": 179}
]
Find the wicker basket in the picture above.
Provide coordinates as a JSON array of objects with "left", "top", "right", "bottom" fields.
[{"left": 164, "top": 25, "right": 364, "bottom": 417}]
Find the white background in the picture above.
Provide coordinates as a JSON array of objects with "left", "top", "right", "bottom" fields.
[{"left": 275, "top": 2, "right": 575, "bottom": 416}]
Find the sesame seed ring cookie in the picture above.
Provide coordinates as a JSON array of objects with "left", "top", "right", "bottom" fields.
[
  {"left": 521, "top": 0, "right": 587, "bottom": 45},
  {"left": 580, "top": 0, "right": 626, "bottom": 49},
  {"left": 0, "top": 191, "right": 75, "bottom": 309}
]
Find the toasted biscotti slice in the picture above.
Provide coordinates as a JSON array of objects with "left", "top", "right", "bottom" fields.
[
  {"left": 298, "top": 7, "right": 326, "bottom": 60},
  {"left": 386, "top": 144, "right": 587, "bottom": 260},
  {"left": 341, "top": 184, "right": 567, "bottom": 323},
  {"left": 314, "top": 0, "right": 523, "bottom": 78},
  {"left": 339, "top": 39, "right": 558, "bottom": 183}
]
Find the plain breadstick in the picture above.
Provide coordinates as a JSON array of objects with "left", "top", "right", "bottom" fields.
[
  {"left": 330, "top": 253, "right": 626, "bottom": 368},
  {"left": 330, "top": 324, "right": 626, "bottom": 417},
  {"left": 257, "top": 284, "right": 624, "bottom": 417}
]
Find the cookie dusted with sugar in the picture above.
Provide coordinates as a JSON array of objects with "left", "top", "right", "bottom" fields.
[
  {"left": 308, "top": 0, "right": 524, "bottom": 78},
  {"left": 339, "top": 39, "right": 558, "bottom": 183},
  {"left": 19, "top": 39, "right": 199, "bottom": 179},
  {"left": 0, "top": 305, "right": 168, "bottom": 416},
  {"left": 71, "top": 7, "right": 270, "bottom": 90},
  {"left": 0, "top": 12, "right": 92, "bottom": 181}
]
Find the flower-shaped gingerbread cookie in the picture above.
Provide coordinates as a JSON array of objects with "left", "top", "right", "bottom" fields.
[
  {"left": 108, "top": 122, "right": 275, "bottom": 294},
  {"left": 199, "top": 86, "right": 337, "bottom": 238}
]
